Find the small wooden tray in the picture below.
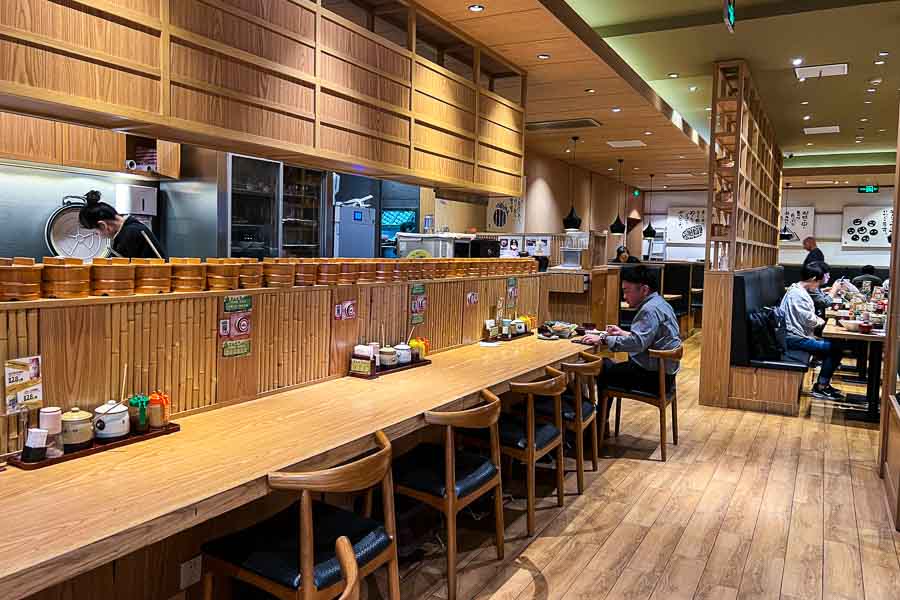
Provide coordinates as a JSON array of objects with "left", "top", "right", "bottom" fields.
[
  {"left": 7, "top": 422, "right": 180, "bottom": 471},
  {"left": 349, "top": 358, "right": 432, "bottom": 379},
  {"left": 496, "top": 331, "right": 534, "bottom": 343}
]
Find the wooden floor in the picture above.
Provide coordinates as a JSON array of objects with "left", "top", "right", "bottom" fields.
[{"left": 381, "top": 332, "right": 900, "bottom": 600}]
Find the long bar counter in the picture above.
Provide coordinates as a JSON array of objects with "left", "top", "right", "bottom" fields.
[{"left": 0, "top": 335, "right": 592, "bottom": 599}]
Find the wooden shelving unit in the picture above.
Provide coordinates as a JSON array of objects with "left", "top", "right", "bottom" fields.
[{"left": 706, "top": 60, "right": 783, "bottom": 271}]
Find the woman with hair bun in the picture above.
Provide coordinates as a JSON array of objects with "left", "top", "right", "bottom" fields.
[{"left": 78, "top": 190, "right": 167, "bottom": 259}]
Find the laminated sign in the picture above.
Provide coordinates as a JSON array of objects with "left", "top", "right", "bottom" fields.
[
  {"left": 4, "top": 355, "right": 42, "bottom": 416},
  {"left": 334, "top": 300, "right": 357, "bottom": 321},
  {"left": 224, "top": 295, "right": 252, "bottom": 313},
  {"left": 410, "top": 284, "right": 427, "bottom": 325}
]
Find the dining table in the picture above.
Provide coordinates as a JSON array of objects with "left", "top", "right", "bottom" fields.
[{"left": 821, "top": 322, "right": 885, "bottom": 423}]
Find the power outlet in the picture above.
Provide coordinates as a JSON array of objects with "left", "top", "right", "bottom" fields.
[{"left": 179, "top": 555, "right": 202, "bottom": 590}]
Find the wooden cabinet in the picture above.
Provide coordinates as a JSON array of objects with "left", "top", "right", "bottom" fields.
[
  {"left": 156, "top": 140, "right": 181, "bottom": 179},
  {"left": 59, "top": 123, "right": 126, "bottom": 171},
  {"left": 0, "top": 111, "right": 61, "bottom": 164}
]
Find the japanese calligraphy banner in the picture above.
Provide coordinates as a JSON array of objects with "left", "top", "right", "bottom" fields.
[
  {"left": 841, "top": 206, "right": 893, "bottom": 248},
  {"left": 665, "top": 207, "right": 707, "bottom": 244},
  {"left": 779, "top": 206, "right": 815, "bottom": 245}
]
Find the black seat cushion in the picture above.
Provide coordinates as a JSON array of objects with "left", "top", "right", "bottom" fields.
[
  {"left": 202, "top": 501, "right": 391, "bottom": 591},
  {"left": 749, "top": 359, "right": 808, "bottom": 372},
  {"left": 393, "top": 443, "right": 497, "bottom": 499},
  {"left": 471, "top": 415, "right": 560, "bottom": 450},
  {"left": 606, "top": 383, "right": 676, "bottom": 402},
  {"left": 534, "top": 394, "right": 595, "bottom": 422}
]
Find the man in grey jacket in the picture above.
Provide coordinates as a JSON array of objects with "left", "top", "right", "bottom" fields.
[
  {"left": 584, "top": 266, "right": 682, "bottom": 396},
  {"left": 781, "top": 262, "right": 845, "bottom": 400}
]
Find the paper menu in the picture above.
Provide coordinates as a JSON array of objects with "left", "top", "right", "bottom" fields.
[{"left": 4, "top": 355, "right": 42, "bottom": 415}]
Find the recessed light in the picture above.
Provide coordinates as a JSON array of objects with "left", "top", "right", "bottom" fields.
[
  {"left": 866, "top": 88, "right": 877, "bottom": 93},
  {"left": 688, "top": 85, "right": 698, "bottom": 92},
  {"left": 855, "top": 139, "right": 863, "bottom": 143},
  {"left": 875, "top": 60, "right": 886, "bottom": 65},
  {"left": 801, "top": 101, "right": 809, "bottom": 105},
  {"left": 607, "top": 167, "right": 614, "bottom": 171},
  {"left": 705, "top": 107, "right": 712, "bottom": 112},
  {"left": 879, "top": 51, "right": 889, "bottom": 57},
  {"left": 584, "top": 88, "right": 596, "bottom": 94},
  {"left": 860, "top": 117, "right": 869, "bottom": 122},
  {"left": 611, "top": 107, "right": 622, "bottom": 113},
  {"left": 844, "top": 181, "right": 850, "bottom": 184},
  {"left": 565, "top": 148, "right": 571, "bottom": 153},
  {"left": 667, "top": 72, "right": 679, "bottom": 79},
  {"left": 536, "top": 53, "right": 551, "bottom": 60},
  {"left": 865, "top": 100, "right": 873, "bottom": 104},
  {"left": 467, "top": 4, "right": 485, "bottom": 12},
  {"left": 803, "top": 115, "right": 812, "bottom": 121},
  {"left": 644, "top": 131, "right": 653, "bottom": 136},
  {"left": 879, "top": 128, "right": 887, "bottom": 132},
  {"left": 870, "top": 77, "right": 883, "bottom": 85},
  {"left": 679, "top": 155, "right": 686, "bottom": 159},
  {"left": 791, "top": 57, "right": 804, "bottom": 66},
  {"left": 633, "top": 167, "right": 639, "bottom": 170},
  {"left": 806, "top": 142, "right": 814, "bottom": 146},
  {"left": 663, "top": 185, "right": 668, "bottom": 189},
  {"left": 799, "top": 77, "right": 806, "bottom": 82}
]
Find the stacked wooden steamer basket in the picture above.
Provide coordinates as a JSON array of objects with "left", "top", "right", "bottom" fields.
[{"left": 0, "top": 257, "right": 536, "bottom": 302}]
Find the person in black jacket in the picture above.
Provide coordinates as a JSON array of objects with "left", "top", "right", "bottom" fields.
[
  {"left": 78, "top": 190, "right": 167, "bottom": 260},
  {"left": 802, "top": 237, "right": 824, "bottom": 267},
  {"left": 612, "top": 245, "right": 640, "bottom": 264}
]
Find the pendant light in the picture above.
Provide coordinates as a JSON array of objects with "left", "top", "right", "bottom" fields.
[
  {"left": 562, "top": 136, "right": 583, "bottom": 230},
  {"left": 779, "top": 182, "right": 797, "bottom": 241},
  {"left": 642, "top": 174, "right": 657, "bottom": 239},
  {"left": 609, "top": 158, "right": 626, "bottom": 234}
]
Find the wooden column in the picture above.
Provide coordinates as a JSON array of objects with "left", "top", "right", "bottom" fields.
[{"left": 698, "top": 271, "right": 734, "bottom": 407}]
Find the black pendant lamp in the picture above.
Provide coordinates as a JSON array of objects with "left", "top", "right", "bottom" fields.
[
  {"left": 609, "top": 158, "right": 626, "bottom": 234},
  {"left": 642, "top": 174, "right": 657, "bottom": 239},
  {"left": 779, "top": 182, "right": 796, "bottom": 241},
  {"left": 562, "top": 136, "right": 583, "bottom": 230}
]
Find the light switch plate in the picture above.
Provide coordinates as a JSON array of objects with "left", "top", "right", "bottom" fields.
[{"left": 179, "top": 555, "right": 202, "bottom": 590}]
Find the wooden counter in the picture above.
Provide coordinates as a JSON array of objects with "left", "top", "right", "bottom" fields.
[{"left": 0, "top": 335, "right": 591, "bottom": 599}]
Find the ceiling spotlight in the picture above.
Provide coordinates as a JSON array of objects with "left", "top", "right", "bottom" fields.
[
  {"left": 865, "top": 100, "right": 873, "bottom": 104},
  {"left": 467, "top": 4, "right": 485, "bottom": 12},
  {"left": 879, "top": 51, "right": 889, "bottom": 57},
  {"left": 565, "top": 148, "right": 571, "bottom": 153},
  {"left": 536, "top": 53, "right": 551, "bottom": 60},
  {"left": 791, "top": 57, "right": 804, "bottom": 66},
  {"left": 870, "top": 77, "right": 883, "bottom": 85},
  {"left": 663, "top": 185, "right": 668, "bottom": 189},
  {"left": 803, "top": 115, "right": 812, "bottom": 121},
  {"left": 806, "top": 142, "right": 814, "bottom": 146},
  {"left": 644, "top": 131, "right": 653, "bottom": 136},
  {"left": 611, "top": 107, "right": 622, "bottom": 113},
  {"left": 866, "top": 88, "right": 877, "bottom": 93},
  {"left": 679, "top": 155, "right": 686, "bottom": 159},
  {"left": 633, "top": 167, "right": 640, "bottom": 170},
  {"left": 844, "top": 181, "right": 850, "bottom": 184},
  {"left": 705, "top": 107, "right": 712, "bottom": 112},
  {"left": 875, "top": 60, "right": 886, "bottom": 65},
  {"left": 667, "top": 72, "right": 679, "bottom": 79},
  {"left": 855, "top": 139, "right": 863, "bottom": 143},
  {"left": 688, "top": 85, "right": 698, "bottom": 92},
  {"left": 860, "top": 117, "right": 869, "bottom": 122},
  {"left": 607, "top": 167, "right": 614, "bottom": 171},
  {"left": 584, "top": 88, "right": 596, "bottom": 94},
  {"left": 801, "top": 101, "right": 809, "bottom": 105},
  {"left": 799, "top": 77, "right": 807, "bottom": 82},
  {"left": 879, "top": 128, "right": 887, "bottom": 132}
]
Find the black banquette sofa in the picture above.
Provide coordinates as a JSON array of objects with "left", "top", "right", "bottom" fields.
[{"left": 781, "top": 263, "right": 889, "bottom": 286}]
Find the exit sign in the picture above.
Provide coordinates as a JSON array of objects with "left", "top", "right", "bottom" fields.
[
  {"left": 724, "top": 0, "right": 736, "bottom": 33},
  {"left": 632, "top": 189, "right": 641, "bottom": 197},
  {"left": 858, "top": 184, "right": 879, "bottom": 193}
]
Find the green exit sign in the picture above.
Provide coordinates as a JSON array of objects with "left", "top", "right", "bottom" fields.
[
  {"left": 858, "top": 184, "right": 880, "bottom": 193},
  {"left": 724, "top": 0, "right": 736, "bottom": 33},
  {"left": 632, "top": 189, "right": 641, "bottom": 197}
]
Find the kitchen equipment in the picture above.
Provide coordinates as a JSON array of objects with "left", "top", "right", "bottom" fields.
[
  {"left": 0, "top": 257, "right": 43, "bottom": 301},
  {"left": 453, "top": 237, "right": 500, "bottom": 258},
  {"left": 91, "top": 257, "right": 136, "bottom": 297},
  {"left": 61, "top": 407, "right": 94, "bottom": 452},
  {"left": 282, "top": 165, "right": 325, "bottom": 258},
  {"left": 379, "top": 346, "right": 398, "bottom": 367},
  {"left": 115, "top": 184, "right": 158, "bottom": 231},
  {"left": 45, "top": 197, "right": 112, "bottom": 259},
  {"left": 334, "top": 205, "right": 376, "bottom": 257},
  {"left": 93, "top": 400, "right": 130, "bottom": 442},
  {"left": 395, "top": 344, "right": 412, "bottom": 364},
  {"left": 42, "top": 256, "right": 90, "bottom": 298},
  {"left": 132, "top": 258, "right": 172, "bottom": 294},
  {"left": 170, "top": 257, "right": 207, "bottom": 292},
  {"left": 206, "top": 258, "right": 240, "bottom": 290}
]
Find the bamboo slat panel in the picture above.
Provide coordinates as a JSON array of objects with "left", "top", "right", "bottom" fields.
[
  {"left": 415, "top": 280, "right": 464, "bottom": 351},
  {"left": 0, "top": 309, "right": 38, "bottom": 455},
  {"left": 546, "top": 272, "right": 587, "bottom": 294},
  {"left": 517, "top": 275, "right": 542, "bottom": 317},
  {"left": 358, "top": 283, "right": 409, "bottom": 346},
  {"left": 547, "top": 291, "right": 592, "bottom": 324}
]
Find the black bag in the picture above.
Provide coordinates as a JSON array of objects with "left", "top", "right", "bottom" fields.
[{"left": 748, "top": 306, "right": 787, "bottom": 361}]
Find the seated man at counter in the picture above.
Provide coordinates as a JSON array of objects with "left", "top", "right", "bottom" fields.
[
  {"left": 781, "top": 262, "right": 845, "bottom": 401},
  {"left": 583, "top": 265, "right": 681, "bottom": 399}
]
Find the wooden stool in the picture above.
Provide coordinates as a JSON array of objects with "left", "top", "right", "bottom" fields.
[
  {"left": 556, "top": 352, "right": 603, "bottom": 494},
  {"left": 335, "top": 537, "right": 359, "bottom": 600},
  {"left": 201, "top": 431, "right": 400, "bottom": 600},
  {"left": 393, "top": 392, "right": 504, "bottom": 600},
  {"left": 600, "top": 347, "right": 683, "bottom": 462},
  {"left": 499, "top": 367, "right": 567, "bottom": 536}
]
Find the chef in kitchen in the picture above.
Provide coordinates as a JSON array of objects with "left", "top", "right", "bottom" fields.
[{"left": 78, "top": 190, "right": 168, "bottom": 259}]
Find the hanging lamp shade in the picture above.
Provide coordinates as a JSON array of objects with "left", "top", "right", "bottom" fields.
[
  {"left": 642, "top": 174, "right": 657, "bottom": 239},
  {"left": 562, "top": 136, "right": 583, "bottom": 230},
  {"left": 779, "top": 183, "right": 795, "bottom": 241},
  {"left": 610, "top": 158, "right": 626, "bottom": 233}
]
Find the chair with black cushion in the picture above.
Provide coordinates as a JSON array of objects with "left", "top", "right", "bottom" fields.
[
  {"left": 201, "top": 431, "right": 400, "bottom": 600},
  {"left": 599, "top": 347, "right": 683, "bottom": 462},
  {"left": 662, "top": 263, "right": 691, "bottom": 317},
  {"left": 535, "top": 352, "right": 603, "bottom": 495},
  {"left": 335, "top": 537, "right": 359, "bottom": 600},
  {"left": 690, "top": 262, "right": 704, "bottom": 325},
  {"left": 507, "top": 367, "right": 567, "bottom": 536},
  {"left": 393, "top": 392, "right": 503, "bottom": 600}
]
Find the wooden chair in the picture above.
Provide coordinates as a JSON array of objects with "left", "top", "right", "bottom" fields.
[
  {"left": 393, "top": 391, "right": 504, "bottom": 600},
  {"left": 506, "top": 367, "right": 568, "bottom": 536},
  {"left": 335, "top": 537, "right": 359, "bottom": 600},
  {"left": 554, "top": 352, "right": 603, "bottom": 494},
  {"left": 201, "top": 431, "right": 400, "bottom": 600},
  {"left": 599, "top": 347, "right": 683, "bottom": 462}
]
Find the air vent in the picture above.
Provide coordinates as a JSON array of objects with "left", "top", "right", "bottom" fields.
[
  {"left": 804, "top": 125, "right": 841, "bottom": 135},
  {"left": 607, "top": 140, "right": 647, "bottom": 148},
  {"left": 806, "top": 180, "right": 837, "bottom": 185},
  {"left": 795, "top": 63, "right": 848, "bottom": 80},
  {"left": 525, "top": 118, "right": 602, "bottom": 132}
]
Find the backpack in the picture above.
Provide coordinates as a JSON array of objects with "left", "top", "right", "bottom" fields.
[{"left": 747, "top": 306, "right": 787, "bottom": 361}]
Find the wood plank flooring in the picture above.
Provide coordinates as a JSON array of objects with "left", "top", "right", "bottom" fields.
[{"left": 381, "top": 332, "right": 900, "bottom": 600}]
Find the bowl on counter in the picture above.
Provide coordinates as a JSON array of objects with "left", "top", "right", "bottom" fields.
[{"left": 841, "top": 320, "right": 862, "bottom": 332}]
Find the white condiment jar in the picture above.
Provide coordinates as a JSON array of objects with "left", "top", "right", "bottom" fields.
[
  {"left": 395, "top": 344, "right": 412, "bottom": 364},
  {"left": 93, "top": 400, "right": 130, "bottom": 442},
  {"left": 61, "top": 406, "right": 94, "bottom": 452}
]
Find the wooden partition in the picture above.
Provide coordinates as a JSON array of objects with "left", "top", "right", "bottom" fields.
[
  {"left": 0, "top": 0, "right": 524, "bottom": 196},
  {"left": 0, "top": 274, "right": 544, "bottom": 455}
]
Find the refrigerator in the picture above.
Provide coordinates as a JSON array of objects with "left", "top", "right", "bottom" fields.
[{"left": 161, "top": 147, "right": 325, "bottom": 259}]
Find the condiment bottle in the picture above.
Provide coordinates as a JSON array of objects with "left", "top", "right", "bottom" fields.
[
  {"left": 148, "top": 391, "right": 170, "bottom": 428},
  {"left": 38, "top": 406, "right": 64, "bottom": 458},
  {"left": 128, "top": 394, "right": 150, "bottom": 433}
]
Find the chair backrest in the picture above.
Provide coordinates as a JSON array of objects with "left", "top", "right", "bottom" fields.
[
  {"left": 649, "top": 345, "right": 683, "bottom": 399},
  {"left": 560, "top": 352, "right": 604, "bottom": 377},
  {"left": 662, "top": 263, "right": 691, "bottom": 312},
  {"left": 508, "top": 366, "right": 567, "bottom": 397},
  {"left": 691, "top": 262, "right": 705, "bottom": 289},
  {"left": 336, "top": 537, "right": 359, "bottom": 600},
  {"left": 730, "top": 266, "right": 784, "bottom": 366}
]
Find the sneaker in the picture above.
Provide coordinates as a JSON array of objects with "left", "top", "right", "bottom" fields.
[{"left": 812, "top": 384, "right": 845, "bottom": 401}]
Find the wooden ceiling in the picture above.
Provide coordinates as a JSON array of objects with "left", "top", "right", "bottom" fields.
[{"left": 411, "top": 0, "right": 710, "bottom": 190}]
